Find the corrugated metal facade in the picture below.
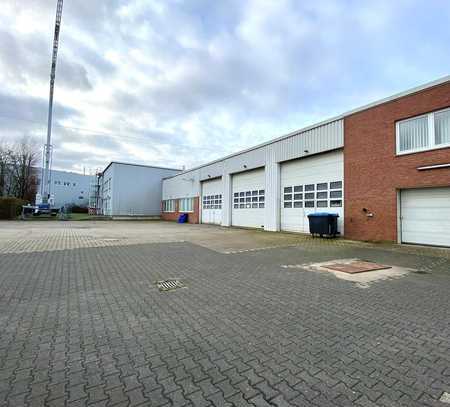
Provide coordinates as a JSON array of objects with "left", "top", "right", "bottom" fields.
[
  {"left": 100, "top": 163, "right": 180, "bottom": 216},
  {"left": 162, "top": 119, "right": 344, "bottom": 230}
]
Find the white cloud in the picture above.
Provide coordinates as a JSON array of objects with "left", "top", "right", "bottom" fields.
[{"left": 0, "top": 0, "right": 449, "bottom": 173}]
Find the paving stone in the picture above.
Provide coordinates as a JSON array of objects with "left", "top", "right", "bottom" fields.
[{"left": 0, "top": 226, "right": 449, "bottom": 407}]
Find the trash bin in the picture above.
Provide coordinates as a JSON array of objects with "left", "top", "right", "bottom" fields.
[
  {"left": 178, "top": 213, "right": 188, "bottom": 223},
  {"left": 307, "top": 212, "right": 339, "bottom": 237}
]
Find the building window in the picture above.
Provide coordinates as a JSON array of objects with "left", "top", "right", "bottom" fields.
[
  {"left": 163, "top": 199, "right": 175, "bottom": 212},
  {"left": 435, "top": 108, "right": 450, "bottom": 145},
  {"left": 233, "top": 190, "right": 265, "bottom": 209},
  {"left": 203, "top": 194, "right": 222, "bottom": 210},
  {"left": 283, "top": 180, "right": 343, "bottom": 209},
  {"left": 396, "top": 107, "right": 450, "bottom": 154},
  {"left": 330, "top": 181, "right": 342, "bottom": 190},
  {"left": 179, "top": 197, "right": 194, "bottom": 213}
]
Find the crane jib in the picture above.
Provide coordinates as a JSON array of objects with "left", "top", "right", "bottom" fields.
[{"left": 41, "top": 0, "right": 64, "bottom": 204}]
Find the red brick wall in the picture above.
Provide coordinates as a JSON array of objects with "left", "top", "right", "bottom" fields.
[
  {"left": 161, "top": 197, "right": 200, "bottom": 224},
  {"left": 344, "top": 82, "right": 450, "bottom": 242}
]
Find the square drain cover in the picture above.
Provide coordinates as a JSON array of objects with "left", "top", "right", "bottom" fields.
[
  {"left": 156, "top": 279, "right": 184, "bottom": 291},
  {"left": 325, "top": 260, "right": 391, "bottom": 274}
]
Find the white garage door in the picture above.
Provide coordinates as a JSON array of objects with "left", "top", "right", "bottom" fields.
[
  {"left": 232, "top": 168, "right": 265, "bottom": 228},
  {"left": 401, "top": 188, "right": 450, "bottom": 247},
  {"left": 201, "top": 178, "right": 223, "bottom": 225},
  {"left": 280, "top": 150, "right": 344, "bottom": 234}
]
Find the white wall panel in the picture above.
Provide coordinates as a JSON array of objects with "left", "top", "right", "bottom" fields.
[
  {"left": 111, "top": 163, "right": 180, "bottom": 216},
  {"left": 264, "top": 157, "right": 280, "bottom": 232},
  {"left": 222, "top": 174, "right": 232, "bottom": 226},
  {"left": 162, "top": 171, "right": 201, "bottom": 199}
]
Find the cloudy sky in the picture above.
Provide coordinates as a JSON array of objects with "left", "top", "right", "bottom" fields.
[{"left": 0, "top": 1, "right": 449, "bottom": 174}]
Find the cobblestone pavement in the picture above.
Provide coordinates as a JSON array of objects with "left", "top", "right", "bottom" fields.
[{"left": 0, "top": 222, "right": 450, "bottom": 406}]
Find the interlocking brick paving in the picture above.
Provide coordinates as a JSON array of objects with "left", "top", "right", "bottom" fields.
[{"left": 0, "top": 224, "right": 450, "bottom": 406}]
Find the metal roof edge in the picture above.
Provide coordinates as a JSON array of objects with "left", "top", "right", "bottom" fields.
[
  {"left": 102, "top": 161, "right": 182, "bottom": 174},
  {"left": 341, "top": 74, "right": 450, "bottom": 118}
]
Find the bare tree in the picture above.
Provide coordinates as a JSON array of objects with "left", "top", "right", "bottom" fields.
[
  {"left": 0, "top": 137, "right": 40, "bottom": 201},
  {"left": 0, "top": 140, "right": 13, "bottom": 197}
]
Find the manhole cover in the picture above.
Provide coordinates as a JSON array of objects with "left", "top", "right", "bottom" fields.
[
  {"left": 156, "top": 279, "right": 185, "bottom": 292},
  {"left": 325, "top": 260, "right": 391, "bottom": 274}
]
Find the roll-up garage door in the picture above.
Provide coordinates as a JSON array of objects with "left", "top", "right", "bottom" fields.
[
  {"left": 400, "top": 188, "right": 450, "bottom": 247},
  {"left": 232, "top": 168, "right": 265, "bottom": 228},
  {"left": 201, "top": 178, "right": 223, "bottom": 225},
  {"left": 280, "top": 150, "right": 344, "bottom": 234}
]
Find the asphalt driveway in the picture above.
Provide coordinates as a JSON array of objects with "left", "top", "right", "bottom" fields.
[{"left": 0, "top": 221, "right": 449, "bottom": 406}]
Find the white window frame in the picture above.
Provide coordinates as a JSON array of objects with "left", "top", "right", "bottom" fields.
[
  {"left": 163, "top": 199, "right": 175, "bottom": 213},
  {"left": 179, "top": 197, "right": 194, "bottom": 213},
  {"left": 396, "top": 107, "right": 450, "bottom": 155}
]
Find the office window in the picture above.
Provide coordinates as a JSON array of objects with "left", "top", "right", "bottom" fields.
[
  {"left": 179, "top": 197, "right": 194, "bottom": 212},
  {"left": 435, "top": 108, "right": 450, "bottom": 145},
  {"left": 162, "top": 199, "right": 175, "bottom": 212},
  {"left": 397, "top": 108, "right": 450, "bottom": 154}
]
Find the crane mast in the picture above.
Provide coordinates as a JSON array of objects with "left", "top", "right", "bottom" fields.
[{"left": 41, "top": 0, "right": 64, "bottom": 203}]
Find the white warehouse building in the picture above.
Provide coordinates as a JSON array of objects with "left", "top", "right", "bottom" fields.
[
  {"left": 161, "top": 76, "right": 450, "bottom": 246},
  {"left": 97, "top": 162, "right": 181, "bottom": 217},
  {"left": 161, "top": 119, "right": 344, "bottom": 233},
  {"left": 38, "top": 168, "right": 94, "bottom": 208}
]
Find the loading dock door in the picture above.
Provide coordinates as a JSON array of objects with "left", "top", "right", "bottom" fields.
[
  {"left": 231, "top": 168, "right": 265, "bottom": 228},
  {"left": 280, "top": 150, "right": 344, "bottom": 234},
  {"left": 201, "top": 178, "right": 223, "bottom": 225},
  {"left": 401, "top": 188, "right": 450, "bottom": 247}
]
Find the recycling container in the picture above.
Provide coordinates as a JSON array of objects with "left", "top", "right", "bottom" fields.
[{"left": 307, "top": 212, "right": 339, "bottom": 237}]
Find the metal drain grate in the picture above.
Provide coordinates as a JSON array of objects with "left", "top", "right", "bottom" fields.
[{"left": 156, "top": 279, "right": 184, "bottom": 292}]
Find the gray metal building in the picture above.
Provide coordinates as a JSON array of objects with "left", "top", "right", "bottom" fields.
[
  {"left": 98, "top": 162, "right": 181, "bottom": 217},
  {"left": 38, "top": 168, "right": 93, "bottom": 208},
  {"left": 162, "top": 119, "right": 344, "bottom": 232}
]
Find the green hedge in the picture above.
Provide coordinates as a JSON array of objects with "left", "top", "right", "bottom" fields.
[
  {"left": 70, "top": 205, "right": 89, "bottom": 214},
  {"left": 0, "top": 197, "right": 27, "bottom": 220}
]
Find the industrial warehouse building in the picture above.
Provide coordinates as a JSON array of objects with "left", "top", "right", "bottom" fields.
[
  {"left": 40, "top": 169, "right": 93, "bottom": 208},
  {"left": 162, "top": 76, "right": 450, "bottom": 247},
  {"left": 95, "top": 162, "right": 180, "bottom": 217}
]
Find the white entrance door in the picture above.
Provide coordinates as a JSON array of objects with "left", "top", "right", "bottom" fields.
[
  {"left": 231, "top": 168, "right": 265, "bottom": 228},
  {"left": 280, "top": 150, "right": 344, "bottom": 234},
  {"left": 201, "top": 178, "right": 223, "bottom": 225},
  {"left": 401, "top": 187, "right": 450, "bottom": 247}
]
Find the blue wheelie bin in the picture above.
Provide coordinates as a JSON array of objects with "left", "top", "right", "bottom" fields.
[{"left": 307, "top": 212, "right": 339, "bottom": 237}]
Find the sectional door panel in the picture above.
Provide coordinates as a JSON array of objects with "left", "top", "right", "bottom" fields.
[
  {"left": 280, "top": 150, "right": 344, "bottom": 234},
  {"left": 400, "top": 188, "right": 450, "bottom": 247},
  {"left": 231, "top": 168, "right": 265, "bottom": 228},
  {"left": 201, "top": 178, "right": 223, "bottom": 225}
]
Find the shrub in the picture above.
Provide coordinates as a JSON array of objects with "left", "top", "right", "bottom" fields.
[
  {"left": 0, "top": 197, "right": 27, "bottom": 219},
  {"left": 70, "top": 205, "right": 89, "bottom": 214}
]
